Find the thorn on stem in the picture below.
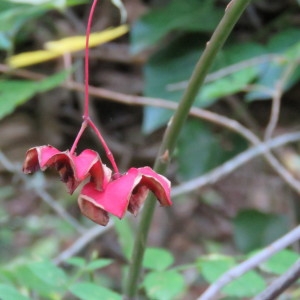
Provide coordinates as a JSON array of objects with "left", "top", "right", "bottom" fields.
[{"left": 160, "top": 150, "right": 170, "bottom": 163}]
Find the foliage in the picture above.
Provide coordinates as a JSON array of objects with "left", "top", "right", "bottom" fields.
[
  {"left": 8, "top": 25, "right": 129, "bottom": 68},
  {"left": 0, "top": 70, "right": 70, "bottom": 119},
  {"left": 140, "top": 30, "right": 300, "bottom": 133},
  {"left": 0, "top": 0, "right": 88, "bottom": 51},
  {"left": 1, "top": 0, "right": 300, "bottom": 299},
  {"left": 0, "top": 246, "right": 299, "bottom": 299},
  {"left": 233, "top": 209, "right": 289, "bottom": 253},
  {"left": 133, "top": 3, "right": 300, "bottom": 135},
  {"left": 131, "top": 0, "right": 223, "bottom": 54},
  {"left": 198, "top": 255, "right": 266, "bottom": 298},
  {"left": 177, "top": 119, "right": 247, "bottom": 180},
  {"left": 0, "top": 257, "right": 119, "bottom": 299}
]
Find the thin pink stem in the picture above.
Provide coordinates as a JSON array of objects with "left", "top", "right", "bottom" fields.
[
  {"left": 88, "top": 119, "right": 119, "bottom": 174},
  {"left": 84, "top": 0, "right": 99, "bottom": 118},
  {"left": 79, "top": 0, "right": 119, "bottom": 174},
  {"left": 70, "top": 121, "right": 88, "bottom": 154}
]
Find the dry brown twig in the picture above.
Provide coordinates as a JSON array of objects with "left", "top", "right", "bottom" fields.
[
  {"left": 50, "top": 130, "right": 300, "bottom": 264},
  {"left": 198, "top": 224, "right": 300, "bottom": 300},
  {"left": 53, "top": 222, "right": 114, "bottom": 265},
  {"left": 166, "top": 54, "right": 280, "bottom": 91},
  {"left": 2, "top": 64, "right": 300, "bottom": 271},
  {"left": 172, "top": 131, "right": 300, "bottom": 197},
  {"left": 0, "top": 151, "right": 85, "bottom": 234},
  {"left": 253, "top": 258, "right": 300, "bottom": 300},
  {"left": 1, "top": 64, "right": 300, "bottom": 195},
  {"left": 264, "top": 63, "right": 296, "bottom": 140}
]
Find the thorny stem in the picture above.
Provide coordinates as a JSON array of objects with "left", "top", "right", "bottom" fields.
[
  {"left": 71, "top": 0, "right": 119, "bottom": 174},
  {"left": 124, "top": 0, "right": 252, "bottom": 298}
]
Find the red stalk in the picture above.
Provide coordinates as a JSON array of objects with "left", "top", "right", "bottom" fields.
[
  {"left": 70, "top": 0, "right": 119, "bottom": 174},
  {"left": 70, "top": 120, "right": 88, "bottom": 154},
  {"left": 88, "top": 119, "right": 119, "bottom": 175},
  {"left": 83, "top": 0, "right": 98, "bottom": 118}
]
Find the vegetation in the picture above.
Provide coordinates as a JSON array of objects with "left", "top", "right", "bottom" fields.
[{"left": 1, "top": 0, "right": 300, "bottom": 299}]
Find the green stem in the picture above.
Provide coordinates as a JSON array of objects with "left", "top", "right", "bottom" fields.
[{"left": 124, "top": 0, "right": 252, "bottom": 298}]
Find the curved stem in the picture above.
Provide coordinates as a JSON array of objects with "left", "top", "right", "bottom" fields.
[
  {"left": 70, "top": 120, "right": 88, "bottom": 154},
  {"left": 84, "top": 0, "right": 98, "bottom": 118},
  {"left": 124, "top": 0, "right": 252, "bottom": 298},
  {"left": 88, "top": 119, "right": 119, "bottom": 174},
  {"left": 77, "top": 0, "right": 119, "bottom": 173}
]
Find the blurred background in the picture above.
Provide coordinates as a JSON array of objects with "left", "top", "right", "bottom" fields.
[{"left": 1, "top": 0, "right": 300, "bottom": 298}]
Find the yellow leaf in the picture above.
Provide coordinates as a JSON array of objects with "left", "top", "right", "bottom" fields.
[
  {"left": 7, "top": 25, "right": 129, "bottom": 68},
  {"left": 8, "top": 50, "right": 60, "bottom": 68},
  {"left": 45, "top": 25, "right": 129, "bottom": 53}
]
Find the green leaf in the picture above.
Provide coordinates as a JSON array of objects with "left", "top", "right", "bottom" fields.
[
  {"left": 198, "top": 255, "right": 265, "bottom": 298},
  {"left": 143, "top": 270, "right": 185, "bottom": 300},
  {"left": 69, "top": 282, "right": 121, "bottom": 300},
  {"left": 233, "top": 209, "right": 289, "bottom": 253},
  {"left": 222, "top": 270, "right": 265, "bottom": 298},
  {"left": 8, "top": 0, "right": 65, "bottom": 6},
  {"left": 267, "top": 28, "right": 300, "bottom": 53},
  {"left": 197, "top": 42, "right": 265, "bottom": 105},
  {"left": 26, "top": 260, "right": 67, "bottom": 288},
  {"left": 178, "top": 120, "right": 219, "bottom": 180},
  {"left": 143, "top": 248, "right": 174, "bottom": 271},
  {"left": 198, "top": 254, "right": 235, "bottom": 283},
  {"left": 0, "top": 33, "right": 12, "bottom": 50},
  {"left": 37, "top": 69, "right": 71, "bottom": 92},
  {"left": 246, "top": 29, "right": 300, "bottom": 101},
  {"left": 199, "top": 67, "right": 257, "bottom": 105},
  {"left": 65, "top": 0, "right": 89, "bottom": 6},
  {"left": 0, "top": 2, "right": 46, "bottom": 37},
  {"left": 0, "top": 70, "right": 70, "bottom": 120},
  {"left": 0, "top": 80, "right": 36, "bottom": 119},
  {"left": 143, "top": 36, "right": 202, "bottom": 133},
  {"left": 15, "top": 260, "right": 67, "bottom": 297},
  {"left": 177, "top": 120, "right": 247, "bottom": 180},
  {"left": 113, "top": 217, "right": 134, "bottom": 260},
  {"left": 0, "top": 269, "right": 13, "bottom": 285},
  {"left": 85, "top": 259, "right": 113, "bottom": 271},
  {"left": 260, "top": 250, "right": 299, "bottom": 275},
  {"left": 7, "top": 0, "right": 87, "bottom": 9},
  {"left": 142, "top": 38, "right": 266, "bottom": 133},
  {"left": 0, "top": 284, "right": 30, "bottom": 300},
  {"left": 131, "top": 0, "right": 222, "bottom": 54},
  {"left": 30, "top": 236, "right": 59, "bottom": 259},
  {"left": 66, "top": 257, "right": 86, "bottom": 268}
]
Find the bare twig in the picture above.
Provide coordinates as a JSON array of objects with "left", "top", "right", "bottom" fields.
[
  {"left": 172, "top": 132, "right": 300, "bottom": 197},
  {"left": 225, "top": 95, "right": 261, "bottom": 134},
  {"left": 53, "top": 222, "right": 113, "bottom": 265},
  {"left": 54, "top": 132, "right": 300, "bottom": 266},
  {"left": 1, "top": 65, "right": 300, "bottom": 194},
  {"left": 254, "top": 258, "right": 300, "bottom": 300},
  {"left": 198, "top": 225, "right": 300, "bottom": 300},
  {"left": 0, "top": 151, "right": 85, "bottom": 234},
  {"left": 264, "top": 63, "right": 296, "bottom": 140},
  {"left": 0, "top": 151, "right": 113, "bottom": 262},
  {"left": 166, "top": 54, "right": 280, "bottom": 91},
  {"left": 34, "top": 188, "right": 86, "bottom": 234}
]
